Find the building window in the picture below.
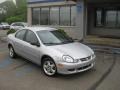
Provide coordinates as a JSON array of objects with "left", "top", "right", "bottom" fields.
[
  {"left": 95, "top": 8, "right": 120, "bottom": 28},
  {"left": 60, "top": 6, "right": 70, "bottom": 26},
  {"left": 96, "top": 9, "right": 103, "bottom": 26},
  {"left": 32, "top": 8, "right": 40, "bottom": 25},
  {"left": 71, "top": 6, "right": 77, "bottom": 26},
  {"left": 32, "top": 5, "right": 76, "bottom": 26},
  {"left": 117, "top": 11, "right": 120, "bottom": 27},
  {"left": 50, "top": 7, "right": 59, "bottom": 25},
  {"left": 106, "top": 10, "right": 117, "bottom": 27},
  {"left": 41, "top": 8, "right": 49, "bottom": 25}
]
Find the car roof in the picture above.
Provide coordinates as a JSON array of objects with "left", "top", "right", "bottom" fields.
[
  {"left": 23, "top": 26, "right": 57, "bottom": 32},
  {"left": 12, "top": 22, "right": 26, "bottom": 24},
  {"left": 1, "top": 22, "right": 9, "bottom": 24},
  {"left": 11, "top": 22, "right": 27, "bottom": 25}
]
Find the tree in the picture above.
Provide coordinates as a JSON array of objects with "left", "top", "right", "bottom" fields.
[
  {"left": 0, "top": 0, "right": 16, "bottom": 22},
  {"left": 0, "top": 0, "right": 27, "bottom": 23},
  {"left": 14, "top": 0, "right": 27, "bottom": 21}
]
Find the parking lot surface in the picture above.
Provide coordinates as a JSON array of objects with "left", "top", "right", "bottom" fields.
[
  {"left": 0, "top": 36, "right": 120, "bottom": 90},
  {"left": 0, "top": 30, "right": 8, "bottom": 37}
]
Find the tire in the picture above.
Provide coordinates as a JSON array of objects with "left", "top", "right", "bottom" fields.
[
  {"left": 42, "top": 57, "right": 57, "bottom": 76},
  {"left": 9, "top": 46, "right": 16, "bottom": 58}
]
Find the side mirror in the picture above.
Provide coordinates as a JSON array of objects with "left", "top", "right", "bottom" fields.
[
  {"left": 73, "top": 39, "right": 79, "bottom": 42},
  {"left": 73, "top": 38, "right": 83, "bottom": 42},
  {"left": 30, "top": 42, "right": 40, "bottom": 47}
]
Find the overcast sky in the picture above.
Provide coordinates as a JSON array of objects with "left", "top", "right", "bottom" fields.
[{"left": 0, "top": 0, "right": 6, "bottom": 3}]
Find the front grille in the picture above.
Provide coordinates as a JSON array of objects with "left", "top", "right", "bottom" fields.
[
  {"left": 80, "top": 56, "right": 91, "bottom": 62},
  {"left": 67, "top": 64, "right": 92, "bottom": 72},
  {"left": 77, "top": 64, "right": 91, "bottom": 70},
  {"left": 68, "top": 68, "right": 75, "bottom": 72}
]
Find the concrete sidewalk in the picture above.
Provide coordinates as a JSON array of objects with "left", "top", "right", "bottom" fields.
[
  {"left": 84, "top": 35, "right": 120, "bottom": 48},
  {"left": 87, "top": 44, "right": 120, "bottom": 54}
]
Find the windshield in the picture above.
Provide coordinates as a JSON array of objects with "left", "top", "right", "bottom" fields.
[{"left": 37, "top": 30, "right": 74, "bottom": 46}]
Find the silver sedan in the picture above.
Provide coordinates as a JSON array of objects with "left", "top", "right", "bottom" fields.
[{"left": 7, "top": 27, "right": 96, "bottom": 76}]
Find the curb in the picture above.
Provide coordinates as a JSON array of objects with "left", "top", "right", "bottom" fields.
[{"left": 87, "top": 44, "right": 120, "bottom": 54}]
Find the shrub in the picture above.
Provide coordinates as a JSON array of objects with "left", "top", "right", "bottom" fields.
[
  {"left": 58, "top": 29, "right": 68, "bottom": 36},
  {"left": 6, "top": 16, "right": 23, "bottom": 24},
  {"left": 7, "top": 29, "right": 16, "bottom": 35}
]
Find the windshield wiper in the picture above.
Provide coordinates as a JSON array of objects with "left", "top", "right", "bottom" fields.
[
  {"left": 62, "top": 40, "right": 74, "bottom": 44},
  {"left": 43, "top": 42, "right": 61, "bottom": 45}
]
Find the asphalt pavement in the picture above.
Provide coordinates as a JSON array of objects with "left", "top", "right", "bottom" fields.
[{"left": 0, "top": 30, "right": 120, "bottom": 90}]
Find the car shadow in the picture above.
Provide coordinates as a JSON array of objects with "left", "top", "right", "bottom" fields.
[
  {"left": 56, "top": 68, "right": 96, "bottom": 79},
  {"left": 11, "top": 55, "right": 96, "bottom": 79}
]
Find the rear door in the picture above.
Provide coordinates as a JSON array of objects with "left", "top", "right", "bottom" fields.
[
  {"left": 23, "top": 30, "right": 40, "bottom": 64},
  {"left": 14, "top": 30, "right": 27, "bottom": 56}
]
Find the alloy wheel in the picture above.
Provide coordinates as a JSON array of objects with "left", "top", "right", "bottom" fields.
[
  {"left": 43, "top": 59, "right": 57, "bottom": 76},
  {"left": 9, "top": 46, "right": 15, "bottom": 58}
]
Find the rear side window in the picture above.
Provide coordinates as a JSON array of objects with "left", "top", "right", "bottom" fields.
[
  {"left": 17, "top": 23, "right": 24, "bottom": 27},
  {"left": 15, "top": 30, "right": 26, "bottom": 40},
  {"left": 12, "top": 23, "right": 17, "bottom": 26}
]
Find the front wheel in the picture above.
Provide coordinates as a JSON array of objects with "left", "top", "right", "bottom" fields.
[
  {"left": 42, "top": 58, "right": 57, "bottom": 76},
  {"left": 9, "top": 46, "right": 16, "bottom": 58}
]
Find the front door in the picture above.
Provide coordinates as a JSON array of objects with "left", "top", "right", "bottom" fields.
[{"left": 23, "top": 30, "right": 40, "bottom": 64}]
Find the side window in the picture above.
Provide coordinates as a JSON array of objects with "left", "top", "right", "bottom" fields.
[
  {"left": 17, "top": 23, "right": 24, "bottom": 27},
  {"left": 12, "top": 23, "right": 17, "bottom": 26},
  {"left": 25, "top": 30, "right": 38, "bottom": 44},
  {"left": 15, "top": 30, "right": 26, "bottom": 40}
]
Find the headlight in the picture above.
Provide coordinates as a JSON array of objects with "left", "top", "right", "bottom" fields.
[
  {"left": 63, "top": 55, "right": 74, "bottom": 63},
  {"left": 92, "top": 54, "right": 95, "bottom": 58}
]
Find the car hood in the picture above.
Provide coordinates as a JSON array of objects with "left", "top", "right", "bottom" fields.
[
  {"left": 3, "top": 25, "right": 9, "bottom": 26},
  {"left": 49, "top": 42, "right": 94, "bottom": 59}
]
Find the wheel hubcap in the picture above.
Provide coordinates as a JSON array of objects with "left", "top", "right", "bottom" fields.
[
  {"left": 43, "top": 61, "right": 56, "bottom": 76},
  {"left": 9, "top": 47, "right": 14, "bottom": 57}
]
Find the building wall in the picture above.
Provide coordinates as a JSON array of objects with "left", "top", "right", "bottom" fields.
[
  {"left": 27, "top": 7, "right": 32, "bottom": 25},
  {"left": 27, "top": 0, "right": 86, "bottom": 40}
]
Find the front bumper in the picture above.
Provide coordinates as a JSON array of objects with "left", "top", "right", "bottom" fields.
[{"left": 56, "top": 57, "right": 95, "bottom": 75}]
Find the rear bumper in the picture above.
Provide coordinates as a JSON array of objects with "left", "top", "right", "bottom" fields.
[
  {"left": 3, "top": 26, "right": 10, "bottom": 29},
  {"left": 56, "top": 58, "right": 95, "bottom": 75}
]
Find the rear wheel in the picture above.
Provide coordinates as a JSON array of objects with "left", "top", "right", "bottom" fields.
[
  {"left": 9, "top": 46, "right": 16, "bottom": 58},
  {"left": 42, "top": 57, "right": 57, "bottom": 76}
]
